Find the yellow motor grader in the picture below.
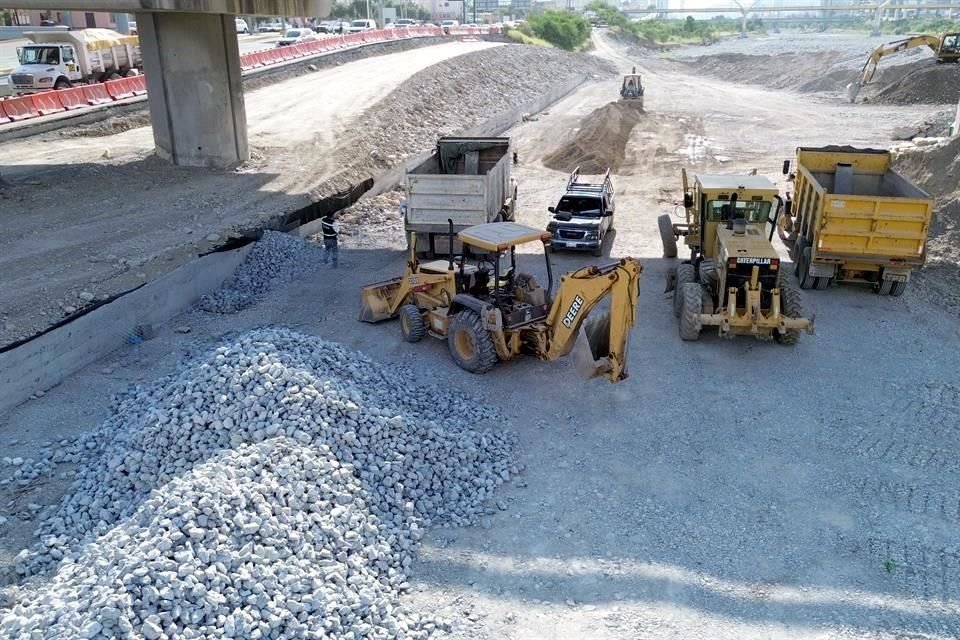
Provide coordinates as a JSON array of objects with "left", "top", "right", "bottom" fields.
[
  {"left": 658, "top": 170, "right": 814, "bottom": 344},
  {"left": 359, "top": 221, "right": 642, "bottom": 383}
]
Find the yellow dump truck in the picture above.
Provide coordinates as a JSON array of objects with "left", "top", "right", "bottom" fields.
[{"left": 781, "top": 146, "right": 934, "bottom": 296}]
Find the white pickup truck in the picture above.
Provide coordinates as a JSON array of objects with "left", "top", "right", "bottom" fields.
[{"left": 10, "top": 29, "right": 142, "bottom": 94}]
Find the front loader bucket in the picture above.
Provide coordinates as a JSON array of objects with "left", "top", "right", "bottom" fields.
[
  {"left": 571, "top": 312, "right": 617, "bottom": 380},
  {"left": 359, "top": 277, "right": 402, "bottom": 323}
]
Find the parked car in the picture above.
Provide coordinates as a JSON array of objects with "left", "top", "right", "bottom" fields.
[
  {"left": 394, "top": 19, "right": 417, "bottom": 28},
  {"left": 128, "top": 21, "right": 138, "bottom": 35},
  {"left": 276, "top": 28, "right": 318, "bottom": 46},
  {"left": 235, "top": 18, "right": 250, "bottom": 34},
  {"left": 348, "top": 19, "right": 378, "bottom": 33},
  {"left": 440, "top": 19, "right": 459, "bottom": 33},
  {"left": 259, "top": 20, "right": 287, "bottom": 32}
]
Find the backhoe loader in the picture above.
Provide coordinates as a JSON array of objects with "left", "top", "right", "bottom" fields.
[
  {"left": 359, "top": 221, "right": 642, "bottom": 382},
  {"left": 847, "top": 32, "right": 960, "bottom": 102},
  {"left": 658, "top": 170, "right": 814, "bottom": 344}
]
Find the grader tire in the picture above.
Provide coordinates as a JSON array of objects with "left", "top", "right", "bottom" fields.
[
  {"left": 658, "top": 214, "right": 678, "bottom": 258},
  {"left": 673, "top": 263, "right": 697, "bottom": 318},
  {"left": 699, "top": 259, "right": 719, "bottom": 287},
  {"left": 447, "top": 310, "right": 497, "bottom": 374},
  {"left": 774, "top": 284, "right": 803, "bottom": 345},
  {"left": 679, "top": 283, "right": 703, "bottom": 341},
  {"left": 399, "top": 304, "right": 427, "bottom": 343}
]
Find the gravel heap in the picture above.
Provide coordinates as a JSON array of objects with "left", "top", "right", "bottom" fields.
[
  {"left": 1, "top": 328, "right": 517, "bottom": 639},
  {"left": 198, "top": 231, "right": 325, "bottom": 313},
  {"left": 331, "top": 45, "right": 616, "bottom": 187},
  {"left": 331, "top": 191, "right": 406, "bottom": 251}
]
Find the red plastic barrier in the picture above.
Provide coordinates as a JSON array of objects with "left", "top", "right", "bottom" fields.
[
  {"left": 82, "top": 84, "right": 112, "bottom": 105},
  {"left": 1, "top": 95, "right": 39, "bottom": 121},
  {"left": 240, "top": 53, "right": 257, "bottom": 70},
  {"left": 56, "top": 86, "right": 88, "bottom": 110},
  {"left": 30, "top": 91, "right": 65, "bottom": 115},
  {"left": 0, "top": 102, "right": 11, "bottom": 125},
  {"left": 130, "top": 75, "right": 147, "bottom": 95},
  {"left": 105, "top": 77, "right": 136, "bottom": 100}
]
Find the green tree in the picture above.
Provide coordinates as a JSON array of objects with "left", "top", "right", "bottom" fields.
[{"left": 526, "top": 10, "right": 591, "bottom": 50}]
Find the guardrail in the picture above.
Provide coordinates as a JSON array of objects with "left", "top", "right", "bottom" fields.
[{"left": 0, "top": 25, "right": 502, "bottom": 128}]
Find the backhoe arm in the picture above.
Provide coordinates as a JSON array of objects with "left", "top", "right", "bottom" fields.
[
  {"left": 848, "top": 35, "right": 939, "bottom": 102},
  {"left": 544, "top": 258, "right": 642, "bottom": 382}
]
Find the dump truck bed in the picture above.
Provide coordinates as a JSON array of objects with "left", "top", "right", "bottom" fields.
[
  {"left": 794, "top": 146, "right": 933, "bottom": 265},
  {"left": 405, "top": 137, "right": 511, "bottom": 232}
]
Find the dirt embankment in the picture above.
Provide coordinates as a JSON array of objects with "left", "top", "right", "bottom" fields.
[
  {"left": 682, "top": 48, "right": 960, "bottom": 105},
  {"left": 542, "top": 101, "right": 644, "bottom": 174},
  {"left": 896, "top": 138, "right": 960, "bottom": 267}
]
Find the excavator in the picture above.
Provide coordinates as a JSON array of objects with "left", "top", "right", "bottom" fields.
[
  {"left": 359, "top": 221, "right": 642, "bottom": 383},
  {"left": 847, "top": 32, "right": 960, "bottom": 102}
]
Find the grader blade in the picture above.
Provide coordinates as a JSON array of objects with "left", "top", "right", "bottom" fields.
[
  {"left": 358, "top": 277, "right": 402, "bottom": 323},
  {"left": 571, "top": 312, "right": 615, "bottom": 379}
]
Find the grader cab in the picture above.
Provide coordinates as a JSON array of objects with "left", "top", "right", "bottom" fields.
[
  {"left": 359, "top": 221, "right": 642, "bottom": 383},
  {"left": 659, "top": 171, "right": 814, "bottom": 343}
]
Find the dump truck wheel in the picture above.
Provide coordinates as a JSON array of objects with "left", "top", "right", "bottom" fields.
[
  {"left": 814, "top": 276, "right": 831, "bottom": 290},
  {"left": 679, "top": 283, "right": 703, "bottom": 341},
  {"left": 699, "top": 259, "right": 719, "bottom": 286},
  {"left": 797, "top": 247, "right": 817, "bottom": 289},
  {"left": 889, "top": 279, "right": 907, "bottom": 297},
  {"left": 875, "top": 278, "right": 894, "bottom": 296},
  {"left": 674, "top": 263, "right": 696, "bottom": 317},
  {"left": 399, "top": 304, "right": 426, "bottom": 343},
  {"left": 658, "top": 214, "right": 678, "bottom": 258},
  {"left": 774, "top": 284, "right": 803, "bottom": 345},
  {"left": 448, "top": 310, "right": 497, "bottom": 374},
  {"left": 793, "top": 237, "right": 807, "bottom": 274}
]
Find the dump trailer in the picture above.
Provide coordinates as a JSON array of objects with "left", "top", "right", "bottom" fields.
[
  {"left": 11, "top": 29, "right": 142, "bottom": 93},
  {"left": 781, "top": 146, "right": 934, "bottom": 296},
  {"left": 405, "top": 137, "right": 517, "bottom": 256}
]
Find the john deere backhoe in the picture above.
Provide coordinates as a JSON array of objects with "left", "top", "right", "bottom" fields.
[
  {"left": 847, "top": 32, "right": 960, "bottom": 102},
  {"left": 359, "top": 221, "right": 642, "bottom": 382},
  {"left": 658, "top": 170, "right": 814, "bottom": 343}
]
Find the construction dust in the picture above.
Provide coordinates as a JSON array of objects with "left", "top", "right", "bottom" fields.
[{"left": 542, "top": 101, "right": 644, "bottom": 174}]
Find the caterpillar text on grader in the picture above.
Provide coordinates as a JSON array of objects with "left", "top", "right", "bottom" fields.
[
  {"left": 658, "top": 170, "right": 814, "bottom": 343},
  {"left": 359, "top": 221, "right": 642, "bottom": 383}
]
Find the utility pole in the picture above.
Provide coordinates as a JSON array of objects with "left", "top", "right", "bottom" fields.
[{"left": 367, "top": 0, "right": 371, "bottom": 20}]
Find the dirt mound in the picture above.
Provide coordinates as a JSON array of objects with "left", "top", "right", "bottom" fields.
[
  {"left": 865, "top": 62, "right": 960, "bottom": 105},
  {"left": 541, "top": 101, "right": 644, "bottom": 174}
]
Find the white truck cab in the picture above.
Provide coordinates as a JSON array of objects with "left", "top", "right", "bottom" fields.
[{"left": 11, "top": 29, "right": 141, "bottom": 94}]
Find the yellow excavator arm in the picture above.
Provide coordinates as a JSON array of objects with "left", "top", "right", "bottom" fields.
[
  {"left": 543, "top": 258, "right": 642, "bottom": 383},
  {"left": 848, "top": 35, "right": 941, "bottom": 102}
]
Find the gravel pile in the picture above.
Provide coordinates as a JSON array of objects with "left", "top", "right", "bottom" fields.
[
  {"left": 331, "top": 45, "right": 616, "bottom": 186},
  {"left": 1, "top": 328, "right": 517, "bottom": 639},
  {"left": 198, "top": 231, "right": 325, "bottom": 313},
  {"left": 332, "top": 191, "right": 406, "bottom": 250}
]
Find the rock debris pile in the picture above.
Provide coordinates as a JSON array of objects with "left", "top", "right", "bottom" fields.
[
  {"left": 1, "top": 328, "right": 518, "bottom": 639},
  {"left": 198, "top": 232, "right": 325, "bottom": 313}
]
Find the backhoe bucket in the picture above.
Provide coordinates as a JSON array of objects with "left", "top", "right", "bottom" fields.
[
  {"left": 359, "top": 277, "right": 402, "bottom": 323},
  {"left": 571, "top": 312, "right": 616, "bottom": 379}
]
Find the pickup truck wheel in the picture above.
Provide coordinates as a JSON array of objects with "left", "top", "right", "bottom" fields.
[
  {"left": 774, "top": 284, "right": 803, "bottom": 345},
  {"left": 679, "top": 283, "right": 703, "bottom": 341},
  {"left": 54, "top": 78, "right": 71, "bottom": 90},
  {"left": 399, "top": 304, "right": 426, "bottom": 343},
  {"left": 673, "top": 263, "right": 696, "bottom": 318},
  {"left": 448, "top": 310, "right": 497, "bottom": 374},
  {"left": 658, "top": 214, "right": 678, "bottom": 258}
]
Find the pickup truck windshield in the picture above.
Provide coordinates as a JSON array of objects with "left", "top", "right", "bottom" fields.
[
  {"left": 351, "top": 20, "right": 368, "bottom": 27},
  {"left": 20, "top": 46, "right": 60, "bottom": 65},
  {"left": 557, "top": 196, "right": 603, "bottom": 217},
  {"left": 705, "top": 199, "right": 771, "bottom": 223}
]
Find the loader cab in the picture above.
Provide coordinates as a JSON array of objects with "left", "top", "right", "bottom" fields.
[
  {"left": 687, "top": 174, "right": 781, "bottom": 261},
  {"left": 939, "top": 32, "right": 960, "bottom": 58}
]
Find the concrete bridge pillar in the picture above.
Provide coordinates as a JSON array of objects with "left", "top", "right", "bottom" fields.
[{"left": 137, "top": 12, "right": 248, "bottom": 168}]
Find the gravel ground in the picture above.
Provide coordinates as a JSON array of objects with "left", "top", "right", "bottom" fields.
[{"left": 2, "top": 30, "right": 959, "bottom": 640}]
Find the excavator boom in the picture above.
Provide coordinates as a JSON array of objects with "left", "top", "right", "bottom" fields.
[
  {"left": 848, "top": 34, "right": 947, "bottom": 102},
  {"left": 544, "top": 258, "right": 642, "bottom": 383}
]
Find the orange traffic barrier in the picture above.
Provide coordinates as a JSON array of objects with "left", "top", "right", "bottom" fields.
[
  {"left": 0, "top": 101, "right": 11, "bottom": 124},
  {"left": 82, "top": 84, "right": 112, "bottom": 105},
  {"left": 105, "top": 77, "right": 136, "bottom": 100},
  {"left": 1, "top": 95, "right": 39, "bottom": 121},
  {"left": 57, "top": 86, "right": 88, "bottom": 110},
  {"left": 130, "top": 75, "right": 147, "bottom": 95},
  {"left": 30, "top": 91, "right": 66, "bottom": 115}
]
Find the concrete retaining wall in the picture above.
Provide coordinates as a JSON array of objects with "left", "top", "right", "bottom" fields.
[{"left": 0, "top": 245, "right": 250, "bottom": 415}]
